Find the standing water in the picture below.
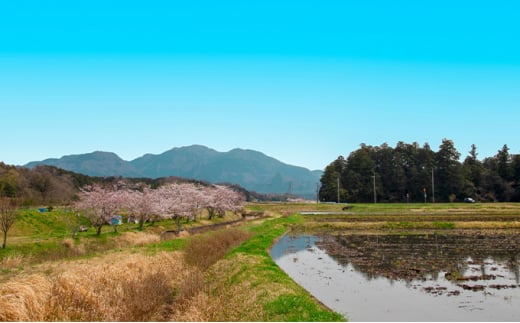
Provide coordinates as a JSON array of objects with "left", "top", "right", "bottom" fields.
[{"left": 271, "top": 234, "right": 520, "bottom": 321}]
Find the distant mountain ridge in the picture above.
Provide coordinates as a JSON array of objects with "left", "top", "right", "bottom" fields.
[{"left": 26, "top": 145, "right": 322, "bottom": 198}]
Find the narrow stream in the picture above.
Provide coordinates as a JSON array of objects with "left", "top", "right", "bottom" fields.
[{"left": 271, "top": 234, "right": 520, "bottom": 321}]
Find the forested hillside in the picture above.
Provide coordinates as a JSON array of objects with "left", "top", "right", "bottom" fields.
[
  {"left": 0, "top": 163, "right": 213, "bottom": 205},
  {"left": 0, "top": 163, "right": 289, "bottom": 205},
  {"left": 319, "top": 139, "right": 520, "bottom": 203},
  {"left": 0, "top": 163, "right": 87, "bottom": 205}
]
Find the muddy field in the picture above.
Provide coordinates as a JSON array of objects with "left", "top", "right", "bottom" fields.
[{"left": 315, "top": 231, "right": 520, "bottom": 293}]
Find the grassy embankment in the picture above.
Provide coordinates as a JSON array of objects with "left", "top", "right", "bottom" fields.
[
  {"left": 0, "top": 206, "right": 345, "bottom": 321},
  {"left": 0, "top": 207, "right": 246, "bottom": 267}
]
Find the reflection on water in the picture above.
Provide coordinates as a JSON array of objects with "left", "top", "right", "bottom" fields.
[{"left": 271, "top": 233, "right": 520, "bottom": 321}]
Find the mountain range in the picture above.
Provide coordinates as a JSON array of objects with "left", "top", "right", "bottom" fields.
[{"left": 25, "top": 145, "right": 322, "bottom": 198}]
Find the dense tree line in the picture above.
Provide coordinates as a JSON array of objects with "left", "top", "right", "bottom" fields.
[{"left": 319, "top": 139, "right": 520, "bottom": 203}]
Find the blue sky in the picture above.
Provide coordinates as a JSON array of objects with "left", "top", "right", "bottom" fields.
[{"left": 1, "top": 1, "right": 519, "bottom": 170}]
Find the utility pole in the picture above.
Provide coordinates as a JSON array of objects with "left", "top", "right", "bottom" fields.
[
  {"left": 432, "top": 168, "right": 435, "bottom": 203},
  {"left": 287, "top": 182, "right": 293, "bottom": 195},
  {"left": 372, "top": 173, "right": 377, "bottom": 203},
  {"left": 337, "top": 177, "right": 340, "bottom": 204}
]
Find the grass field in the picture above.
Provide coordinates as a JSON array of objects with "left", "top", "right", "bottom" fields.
[{"left": 1, "top": 202, "right": 519, "bottom": 321}]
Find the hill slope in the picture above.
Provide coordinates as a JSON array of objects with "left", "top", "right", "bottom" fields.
[
  {"left": 25, "top": 151, "right": 142, "bottom": 178},
  {"left": 26, "top": 145, "right": 322, "bottom": 197}
]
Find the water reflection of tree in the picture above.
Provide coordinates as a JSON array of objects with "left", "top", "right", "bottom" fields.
[
  {"left": 507, "top": 254, "right": 520, "bottom": 284},
  {"left": 315, "top": 232, "right": 520, "bottom": 282}
]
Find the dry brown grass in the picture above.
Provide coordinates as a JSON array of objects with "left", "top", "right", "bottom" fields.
[
  {"left": 175, "top": 268, "right": 205, "bottom": 304},
  {"left": 0, "top": 274, "right": 51, "bottom": 321},
  {"left": 167, "top": 268, "right": 208, "bottom": 322},
  {"left": 114, "top": 231, "right": 161, "bottom": 247},
  {"left": 61, "top": 238, "right": 86, "bottom": 257},
  {"left": 0, "top": 251, "right": 185, "bottom": 321},
  {"left": 46, "top": 251, "right": 182, "bottom": 321},
  {"left": 170, "top": 291, "right": 213, "bottom": 322},
  {"left": 0, "top": 227, "right": 254, "bottom": 322},
  {"left": 0, "top": 253, "right": 27, "bottom": 272},
  {"left": 165, "top": 228, "right": 254, "bottom": 321},
  {"left": 184, "top": 228, "right": 252, "bottom": 271}
]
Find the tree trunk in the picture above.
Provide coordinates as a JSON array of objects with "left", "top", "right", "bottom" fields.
[
  {"left": 96, "top": 225, "right": 102, "bottom": 235},
  {"left": 2, "top": 231, "right": 7, "bottom": 249},
  {"left": 176, "top": 217, "right": 182, "bottom": 234}
]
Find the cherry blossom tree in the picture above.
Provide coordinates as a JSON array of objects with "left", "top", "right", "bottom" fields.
[
  {"left": 124, "top": 186, "right": 163, "bottom": 230},
  {"left": 73, "top": 181, "right": 245, "bottom": 236},
  {"left": 74, "top": 184, "right": 125, "bottom": 235},
  {"left": 156, "top": 183, "right": 197, "bottom": 233},
  {"left": 178, "top": 183, "right": 206, "bottom": 221},
  {"left": 204, "top": 185, "right": 245, "bottom": 219}
]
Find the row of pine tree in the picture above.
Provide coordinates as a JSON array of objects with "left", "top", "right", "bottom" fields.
[{"left": 319, "top": 139, "right": 520, "bottom": 203}]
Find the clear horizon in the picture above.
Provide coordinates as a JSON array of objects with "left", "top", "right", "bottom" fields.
[{"left": 1, "top": 1, "right": 519, "bottom": 170}]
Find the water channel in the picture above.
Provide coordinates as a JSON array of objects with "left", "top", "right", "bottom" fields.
[{"left": 271, "top": 233, "right": 520, "bottom": 321}]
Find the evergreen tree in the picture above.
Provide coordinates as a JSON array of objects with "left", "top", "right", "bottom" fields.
[
  {"left": 415, "top": 143, "right": 435, "bottom": 202},
  {"left": 481, "top": 157, "right": 510, "bottom": 201},
  {"left": 435, "top": 139, "right": 463, "bottom": 202},
  {"left": 511, "top": 154, "right": 520, "bottom": 201},
  {"left": 342, "top": 144, "right": 376, "bottom": 202},
  {"left": 374, "top": 143, "right": 395, "bottom": 201},
  {"left": 319, "top": 156, "right": 346, "bottom": 202},
  {"left": 496, "top": 144, "right": 513, "bottom": 181},
  {"left": 461, "top": 144, "right": 483, "bottom": 199}
]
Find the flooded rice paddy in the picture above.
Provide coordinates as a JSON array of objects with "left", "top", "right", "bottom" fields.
[{"left": 271, "top": 232, "right": 520, "bottom": 321}]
